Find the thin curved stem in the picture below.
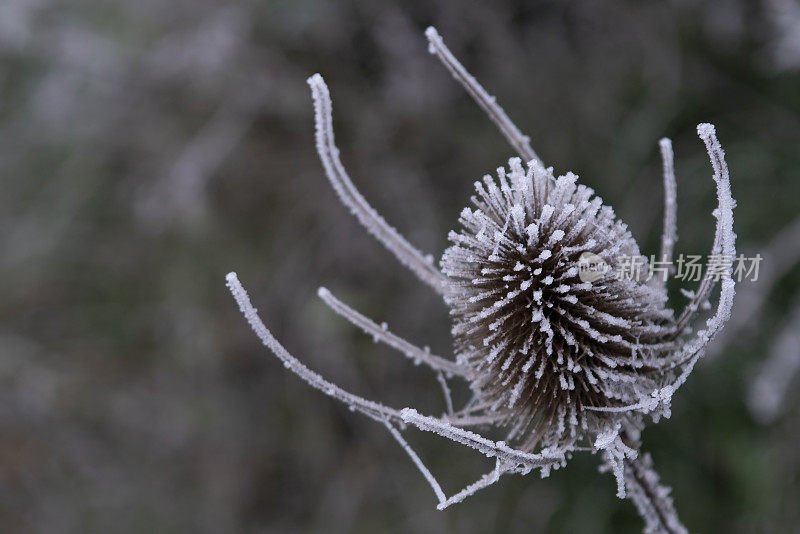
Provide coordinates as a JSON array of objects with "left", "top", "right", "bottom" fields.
[
  {"left": 666, "top": 124, "right": 736, "bottom": 369},
  {"left": 307, "top": 74, "right": 447, "bottom": 293},
  {"left": 436, "top": 371, "right": 455, "bottom": 415},
  {"left": 669, "top": 125, "right": 735, "bottom": 339},
  {"left": 425, "top": 27, "right": 542, "bottom": 167},
  {"left": 586, "top": 124, "right": 737, "bottom": 415},
  {"left": 317, "top": 286, "right": 467, "bottom": 376},
  {"left": 383, "top": 420, "right": 446, "bottom": 504},
  {"left": 225, "top": 272, "right": 404, "bottom": 424},
  {"left": 227, "top": 272, "right": 562, "bottom": 509},
  {"left": 400, "top": 408, "right": 563, "bottom": 469},
  {"left": 658, "top": 138, "right": 678, "bottom": 291},
  {"left": 623, "top": 453, "right": 687, "bottom": 534},
  {"left": 436, "top": 460, "right": 510, "bottom": 510}
]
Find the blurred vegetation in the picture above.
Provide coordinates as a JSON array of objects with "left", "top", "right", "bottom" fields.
[{"left": 1, "top": 0, "right": 799, "bottom": 532}]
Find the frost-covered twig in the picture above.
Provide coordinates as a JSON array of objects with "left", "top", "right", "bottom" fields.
[
  {"left": 436, "top": 370, "right": 455, "bottom": 415},
  {"left": 230, "top": 25, "right": 740, "bottom": 533},
  {"left": 668, "top": 124, "right": 736, "bottom": 366},
  {"left": 436, "top": 459, "right": 510, "bottom": 510},
  {"left": 667, "top": 126, "right": 735, "bottom": 341},
  {"left": 400, "top": 408, "right": 564, "bottom": 470},
  {"left": 587, "top": 123, "right": 736, "bottom": 418},
  {"left": 596, "top": 424, "right": 687, "bottom": 533},
  {"left": 317, "top": 287, "right": 467, "bottom": 376},
  {"left": 226, "top": 272, "right": 403, "bottom": 424},
  {"left": 658, "top": 138, "right": 678, "bottom": 284},
  {"left": 623, "top": 453, "right": 687, "bottom": 534},
  {"left": 424, "top": 27, "right": 541, "bottom": 166},
  {"left": 227, "top": 272, "right": 563, "bottom": 508},
  {"left": 307, "top": 74, "right": 447, "bottom": 292},
  {"left": 661, "top": 124, "right": 736, "bottom": 382},
  {"left": 382, "top": 420, "right": 446, "bottom": 503}
]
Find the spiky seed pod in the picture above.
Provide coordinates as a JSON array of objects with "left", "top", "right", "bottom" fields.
[
  {"left": 231, "top": 30, "right": 736, "bottom": 531},
  {"left": 441, "top": 158, "right": 676, "bottom": 451}
]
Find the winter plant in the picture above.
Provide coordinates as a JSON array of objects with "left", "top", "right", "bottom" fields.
[{"left": 226, "top": 27, "right": 737, "bottom": 533}]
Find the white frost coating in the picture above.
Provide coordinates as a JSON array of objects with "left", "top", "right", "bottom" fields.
[
  {"left": 594, "top": 424, "right": 638, "bottom": 498},
  {"left": 307, "top": 74, "right": 446, "bottom": 292},
  {"left": 424, "top": 27, "right": 542, "bottom": 167},
  {"left": 435, "top": 370, "right": 456, "bottom": 416},
  {"left": 436, "top": 460, "right": 509, "bottom": 510},
  {"left": 233, "top": 27, "right": 740, "bottom": 529},
  {"left": 668, "top": 124, "right": 736, "bottom": 374},
  {"left": 670, "top": 125, "right": 735, "bottom": 337},
  {"left": 400, "top": 408, "right": 564, "bottom": 469},
  {"left": 658, "top": 138, "right": 678, "bottom": 281},
  {"left": 548, "top": 229, "right": 565, "bottom": 244},
  {"left": 623, "top": 453, "right": 688, "bottom": 534},
  {"left": 588, "top": 123, "right": 737, "bottom": 418},
  {"left": 317, "top": 287, "right": 467, "bottom": 377},
  {"left": 229, "top": 272, "right": 555, "bottom": 510},
  {"left": 225, "top": 272, "right": 403, "bottom": 423}
]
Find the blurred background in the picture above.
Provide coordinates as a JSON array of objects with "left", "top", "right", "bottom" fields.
[{"left": 1, "top": 0, "right": 799, "bottom": 532}]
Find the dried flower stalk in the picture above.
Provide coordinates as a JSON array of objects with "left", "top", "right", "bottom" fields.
[{"left": 226, "top": 27, "right": 737, "bottom": 533}]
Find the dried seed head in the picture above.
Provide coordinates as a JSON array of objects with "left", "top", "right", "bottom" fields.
[{"left": 441, "top": 158, "right": 675, "bottom": 450}]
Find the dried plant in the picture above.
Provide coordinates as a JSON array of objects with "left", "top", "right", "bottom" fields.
[{"left": 226, "top": 27, "right": 737, "bottom": 533}]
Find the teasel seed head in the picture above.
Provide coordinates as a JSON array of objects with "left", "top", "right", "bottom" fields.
[{"left": 441, "top": 158, "right": 676, "bottom": 451}]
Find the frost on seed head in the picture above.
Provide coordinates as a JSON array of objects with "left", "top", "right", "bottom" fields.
[
  {"left": 228, "top": 25, "right": 736, "bottom": 534},
  {"left": 441, "top": 158, "right": 677, "bottom": 451}
]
